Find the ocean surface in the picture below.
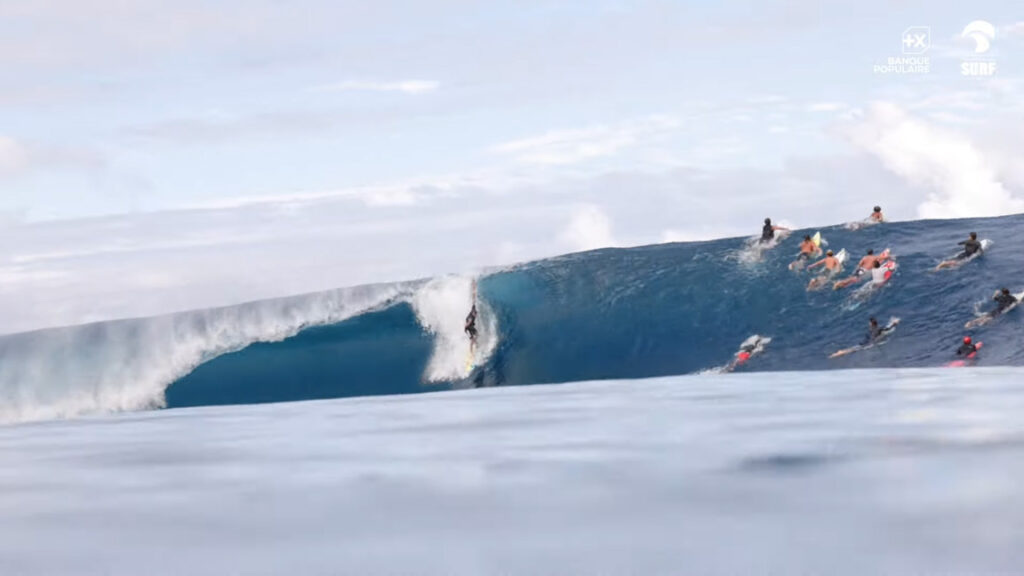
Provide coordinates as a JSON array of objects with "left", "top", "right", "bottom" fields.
[
  {"left": 2, "top": 213, "right": 1023, "bottom": 424},
  {"left": 2, "top": 368, "right": 1023, "bottom": 575}
]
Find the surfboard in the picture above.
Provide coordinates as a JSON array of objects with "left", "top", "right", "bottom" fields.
[{"left": 845, "top": 217, "right": 882, "bottom": 231}]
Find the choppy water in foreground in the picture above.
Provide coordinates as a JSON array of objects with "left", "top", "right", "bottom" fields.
[{"left": 2, "top": 367, "right": 1023, "bottom": 575}]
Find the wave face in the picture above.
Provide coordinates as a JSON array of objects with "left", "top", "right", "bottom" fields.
[{"left": 3, "top": 214, "right": 1024, "bottom": 422}]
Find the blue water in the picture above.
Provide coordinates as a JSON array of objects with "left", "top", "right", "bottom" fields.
[
  {"left": 171, "top": 214, "right": 1024, "bottom": 408},
  {"left": 2, "top": 214, "right": 1023, "bottom": 421},
  {"left": 5, "top": 367, "right": 1024, "bottom": 574}
]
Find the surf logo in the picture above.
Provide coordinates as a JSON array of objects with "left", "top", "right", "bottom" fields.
[
  {"left": 960, "top": 20, "right": 997, "bottom": 77},
  {"left": 961, "top": 20, "right": 995, "bottom": 53}
]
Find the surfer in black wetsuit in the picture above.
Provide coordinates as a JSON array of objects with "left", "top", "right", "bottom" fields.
[
  {"left": 860, "top": 317, "right": 898, "bottom": 346},
  {"left": 862, "top": 317, "right": 883, "bottom": 345},
  {"left": 759, "top": 218, "right": 789, "bottom": 244},
  {"left": 993, "top": 288, "right": 1017, "bottom": 315},
  {"left": 956, "top": 232, "right": 982, "bottom": 260},
  {"left": 956, "top": 336, "right": 978, "bottom": 357},
  {"left": 464, "top": 304, "right": 478, "bottom": 345}
]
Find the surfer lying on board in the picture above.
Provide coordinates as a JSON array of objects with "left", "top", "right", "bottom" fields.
[
  {"left": 833, "top": 249, "right": 883, "bottom": 290},
  {"left": 723, "top": 335, "right": 770, "bottom": 373},
  {"left": 936, "top": 232, "right": 986, "bottom": 270},
  {"left": 796, "top": 235, "right": 817, "bottom": 260},
  {"left": 759, "top": 218, "right": 789, "bottom": 244},
  {"left": 789, "top": 235, "right": 819, "bottom": 269},
  {"left": 828, "top": 317, "right": 899, "bottom": 358},
  {"left": 863, "top": 317, "right": 885, "bottom": 345},
  {"left": 806, "top": 250, "right": 841, "bottom": 289},
  {"left": 956, "top": 336, "right": 979, "bottom": 357},
  {"left": 993, "top": 288, "right": 1018, "bottom": 315},
  {"left": 870, "top": 259, "right": 892, "bottom": 284},
  {"left": 957, "top": 232, "right": 983, "bottom": 259}
]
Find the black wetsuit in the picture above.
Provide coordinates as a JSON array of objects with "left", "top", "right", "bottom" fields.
[
  {"left": 994, "top": 292, "right": 1017, "bottom": 314},
  {"left": 760, "top": 223, "right": 774, "bottom": 244},
  {"left": 861, "top": 323, "right": 884, "bottom": 346},
  {"left": 956, "top": 343, "right": 978, "bottom": 356},
  {"left": 465, "top": 306, "right": 478, "bottom": 340},
  {"left": 957, "top": 239, "right": 982, "bottom": 259}
]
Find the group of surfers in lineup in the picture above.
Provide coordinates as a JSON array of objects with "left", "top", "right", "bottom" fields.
[
  {"left": 728, "top": 205, "right": 1019, "bottom": 369},
  {"left": 458, "top": 207, "right": 1019, "bottom": 375}
]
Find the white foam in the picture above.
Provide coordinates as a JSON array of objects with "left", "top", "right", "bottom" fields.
[{"left": 411, "top": 275, "right": 498, "bottom": 382}]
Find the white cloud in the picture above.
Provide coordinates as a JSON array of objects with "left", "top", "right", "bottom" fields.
[
  {"left": 313, "top": 80, "right": 440, "bottom": 95},
  {"left": 808, "top": 102, "right": 846, "bottom": 112},
  {"left": 492, "top": 115, "right": 680, "bottom": 166},
  {"left": 559, "top": 205, "right": 616, "bottom": 252},
  {"left": 1003, "top": 22, "right": 1024, "bottom": 37},
  {"left": 0, "top": 137, "right": 31, "bottom": 176},
  {"left": 840, "top": 102, "right": 1024, "bottom": 219}
]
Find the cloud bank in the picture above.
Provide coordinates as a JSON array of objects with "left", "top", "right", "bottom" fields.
[{"left": 840, "top": 102, "right": 1024, "bottom": 219}]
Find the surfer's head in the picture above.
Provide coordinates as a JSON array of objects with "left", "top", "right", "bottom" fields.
[
  {"left": 826, "top": 250, "right": 834, "bottom": 256},
  {"left": 964, "top": 336, "right": 972, "bottom": 344},
  {"left": 804, "top": 234, "right": 811, "bottom": 241},
  {"left": 1001, "top": 288, "right": 1011, "bottom": 295},
  {"left": 764, "top": 218, "right": 771, "bottom": 225},
  {"left": 866, "top": 249, "right": 874, "bottom": 255},
  {"left": 970, "top": 232, "right": 977, "bottom": 240}
]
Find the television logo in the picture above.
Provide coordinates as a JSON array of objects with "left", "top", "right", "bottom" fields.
[
  {"left": 961, "top": 20, "right": 997, "bottom": 76},
  {"left": 961, "top": 20, "right": 995, "bottom": 53},
  {"left": 902, "top": 26, "right": 930, "bottom": 54}
]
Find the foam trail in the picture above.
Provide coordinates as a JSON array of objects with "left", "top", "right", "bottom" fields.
[
  {"left": 0, "top": 282, "right": 416, "bottom": 424},
  {"left": 411, "top": 275, "right": 498, "bottom": 382}
]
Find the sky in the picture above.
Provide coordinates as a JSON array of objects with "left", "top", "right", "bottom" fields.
[{"left": 2, "top": 0, "right": 1024, "bottom": 333}]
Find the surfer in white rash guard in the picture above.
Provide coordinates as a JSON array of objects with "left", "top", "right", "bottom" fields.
[{"left": 870, "top": 260, "right": 888, "bottom": 284}]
